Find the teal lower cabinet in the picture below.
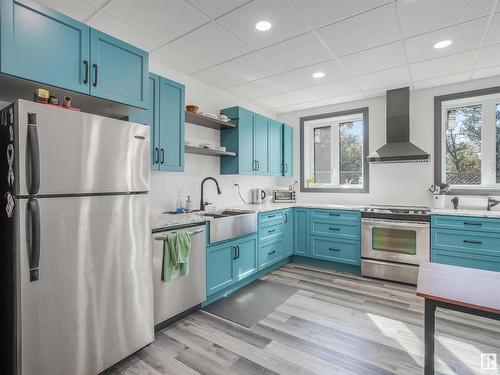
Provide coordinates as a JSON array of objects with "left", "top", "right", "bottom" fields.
[
  {"left": 259, "top": 238, "right": 283, "bottom": 268},
  {"left": 431, "top": 215, "right": 500, "bottom": 272},
  {"left": 294, "top": 208, "right": 310, "bottom": 256},
  {"left": 206, "top": 234, "right": 257, "bottom": 297},
  {"left": 310, "top": 237, "right": 360, "bottom": 265},
  {"left": 283, "top": 208, "right": 293, "bottom": 256}
]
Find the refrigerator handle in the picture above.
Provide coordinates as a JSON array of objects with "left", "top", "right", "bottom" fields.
[
  {"left": 27, "top": 198, "right": 41, "bottom": 282},
  {"left": 27, "top": 113, "right": 40, "bottom": 195}
]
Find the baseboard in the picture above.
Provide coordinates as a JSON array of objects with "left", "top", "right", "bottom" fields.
[{"left": 154, "top": 304, "right": 201, "bottom": 332}]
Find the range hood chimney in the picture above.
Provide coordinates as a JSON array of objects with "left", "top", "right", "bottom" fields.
[{"left": 367, "top": 87, "right": 429, "bottom": 163}]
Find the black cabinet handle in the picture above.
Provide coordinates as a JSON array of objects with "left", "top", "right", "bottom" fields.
[
  {"left": 268, "top": 214, "right": 276, "bottom": 218},
  {"left": 27, "top": 113, "right": 40, "bottom": 195},
  {"left": 284, "top": 213, "right": 288, "bottom": 223},
  {"left": 464, "top": 239, "right": 482, "bottom": 245},
  {"left": 284, "top": 163, "right": 288, "bottom": 173},
  {"left": 236, "top": 245, "right": 240, "bottom": 259},
  {"left": 329, "top": 227, "right": 340, "bottom": 231},
  {"left": 252, "top": 160, "right": 257, "bottom": 171},
  {"left": 92, "top": 63, "right": 98, "bottom": 87},
  {"left": 27, "top": 198, "right": 40, "bottom": 281},
  {"left": 268, "top": 250, "right": 276, "bottom": 255},
  {"left": 160, "top": 148, "right": 165, "bottom": 164},
  {"left": 83, "top": 60, "right": 89, "bottom": 84},
  {"left": 256, "top": 160, "right": 260, "bottom": 171},
  {"left": 464, "top": 222, "right": 481, "bottom": 226},
  {"left": 329, "top": 212, "right": 340, "bottom": 216},
  {"left": 268, "top": 229, "right": 276, "bottom": 233},
  {"left": 329, "top": 248, "right": 340, "bottom": 252},
  {"left": 154, "top": 148, "right": 159, "bottom": 164},
  {"left": 232, "top": 246, "right": 237, "bottom": 260}
]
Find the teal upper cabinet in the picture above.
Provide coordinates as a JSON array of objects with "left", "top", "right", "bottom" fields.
[
  {"left": 129, "top": 73, "right": 160, "bottom": 168},
  {"left": 0, "top": 0, "right": 148, "bottom": 108},
  {"left": 253, "top": 114, "right": 269, "bottom": 175},
  {"left": 0, "top": 0, "right": 90, "bottom": 93},
  {"left": 90, "top": 29, "right": 148, "bottom": 108},
  {"left": 130, "top": 74, "right": 184, "bottom": 172},
  {"left": 268, "top": 119, "right": 283, "bottom": 176},
  {"left": 282, "top": 124, "right": 293, "bottom": 177},
  {"left": 158, "top": 77, "right": 184, "bottom": 171}
]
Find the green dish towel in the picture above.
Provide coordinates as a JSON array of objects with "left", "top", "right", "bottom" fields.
[{"left": 162, "top": 231, "right": 191, "bottom": 282}]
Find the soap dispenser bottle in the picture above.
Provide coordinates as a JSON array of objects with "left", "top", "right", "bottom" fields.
[{"left": 186, "top": 195, "right": 193, "bottom": 212}]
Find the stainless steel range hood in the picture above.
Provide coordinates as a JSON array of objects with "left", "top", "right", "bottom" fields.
[{"left": 367, "top": 87, "right": 429, "bottom": 163}]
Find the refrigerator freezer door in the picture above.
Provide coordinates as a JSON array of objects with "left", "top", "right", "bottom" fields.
[
  {"left": 17, "top": 194, "right": 153, "bottom": 375},
  {"left": 15, "top": 100, "right": 150, "bottom": 196}
]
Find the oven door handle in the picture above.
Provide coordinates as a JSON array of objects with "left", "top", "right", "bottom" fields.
[{"left": 361, "top": 218, "right": 430, "bottom": 228}]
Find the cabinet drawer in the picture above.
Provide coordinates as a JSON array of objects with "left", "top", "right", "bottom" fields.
[
  {"left": 311, "top": 209, "right": 360, "bottom": 221},
  {"left": 310, "top": 219, "right": 360, "bottom": 240},
  {"left": 259, "top": 222, "right": 283, "bottom": 242},
  {"left": 431, "top": 228, "right": 500, "bottom": 257},
  {"left": 259, "top": 210, "right": 283, "bottom": 227},
  {"left": 432, "top": 249, "right": 500, "bottom": 272},
  {"left": 259, "top": 239, "right": 283, "bottom": 268},
  {"left": 311, "top": 237, "right": 360, "bottom": 265},
  {"left": 431, "top": 215, "right": 500, "bottom": 233}
]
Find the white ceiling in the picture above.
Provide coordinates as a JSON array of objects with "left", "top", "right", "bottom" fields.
[{"left": 37, "top": 0, "right": 500, "bottom": 114}]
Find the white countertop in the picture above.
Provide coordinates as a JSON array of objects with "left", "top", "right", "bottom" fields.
[{"left": 431, "top": 208, "right": 500, "bottom": 218}]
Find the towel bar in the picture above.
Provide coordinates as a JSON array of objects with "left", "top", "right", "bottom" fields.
[{"left": 154, "top": 227, "right": 205, "bottom": 241}]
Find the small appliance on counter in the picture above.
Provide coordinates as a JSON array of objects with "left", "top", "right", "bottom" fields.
[
  {"left": 272, "top": 188, "right": 296, "bottom": 203},
  {"left": 251, "top": 188, "right": 266, "bottom": 204}
]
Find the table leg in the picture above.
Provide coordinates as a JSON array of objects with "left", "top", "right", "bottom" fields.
[{"left": 424, "top": 299, "right": 436, "bottom": 375}]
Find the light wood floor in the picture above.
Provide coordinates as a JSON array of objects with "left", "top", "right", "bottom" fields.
[{"left": 109, "top": 263, "right": 500, "bottom": 375}]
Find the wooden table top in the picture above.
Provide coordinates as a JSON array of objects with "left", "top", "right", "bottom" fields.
[{"left": 417, "top": 262, "right": 500, "bottom": 315}]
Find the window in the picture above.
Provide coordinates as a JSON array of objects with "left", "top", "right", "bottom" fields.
[
  {"left": 300, "top": 108, "right": 369, "bottom": 193},
  {"left": 435, "top": 87, "right": 500, "bottom": 194}
]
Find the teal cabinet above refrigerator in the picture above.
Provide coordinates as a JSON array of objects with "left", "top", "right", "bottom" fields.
[{"left": 0, "top": 0, "right": 148, "bottom": 109}]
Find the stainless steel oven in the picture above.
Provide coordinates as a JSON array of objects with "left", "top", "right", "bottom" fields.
[{"left": 361, "top": 205, "right": 430, "bottom": 284}]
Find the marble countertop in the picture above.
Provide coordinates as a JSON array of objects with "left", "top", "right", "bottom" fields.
[
  {"left": 151, "top": 202, "right": 363, "bottom": 231},
  {"left": 431, "top": 208, "right": 500, "bottom": 218}
]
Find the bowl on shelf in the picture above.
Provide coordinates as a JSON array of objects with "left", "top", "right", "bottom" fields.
[
  {"left": 186, "top": 105, "right": 199, "bottom": 113},
  {"left": 217, "top": 114, "right": 229, "bottom": 122}
]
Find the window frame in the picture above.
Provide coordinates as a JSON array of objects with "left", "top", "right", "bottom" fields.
[
  {"left": 300, "top": 107, "right": 369, "bottom": 193},
  {"left": 434, "top": 85, "right": 500, "bottom": 195}
]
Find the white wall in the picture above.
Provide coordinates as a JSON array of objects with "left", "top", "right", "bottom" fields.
[
  {"left": 277, "top": 75, "right": 500, "bottom": 207},
  {"left": 148, "top": 60, "right": 280, "bottom": 213}
]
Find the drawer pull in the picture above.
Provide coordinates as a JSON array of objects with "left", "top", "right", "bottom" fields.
[
  {"left": 268, "top": 250, "right": 276, "bottom": 255},
  {"left": 463, "top": 239, "right": 482, "bottom": 245},
  {"left": 329, "top": 248, "right": 340, "bottom": 252},
  {"left": 268, "top": 214, "right": 276, "bottom": 218},
  {"left": 329, "top": 213, "right": 340, "bottom": 216},
  {"left": 329, "top": 227, "right": 340, "bottom": 231},
  {"left": 463, "top": 222, "right": 482, "bottom": 226},
  {"left": 268, "top": 229, "right": 276, "bottom": 233}
]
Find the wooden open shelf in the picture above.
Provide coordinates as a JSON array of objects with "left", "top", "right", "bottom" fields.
[{"left": 185, "top": 110, "right": 236, "bottom": 130}]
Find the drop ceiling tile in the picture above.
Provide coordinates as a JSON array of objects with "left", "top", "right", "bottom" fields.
[
  {"left": 254, "top": 90, "right": 321, "bottom": 108},
  {"left": 259, "top": 32, "right": 332, "bottom": 71},
  {"left": 169, "top": 22, "right": 252, "bottom": 66},
  {"left": 397, "top": 0, "right": 495, "bottom": 37},
  {"left": 102, "top": 0, "right": 209, "bottom": 44},
  {"left": 413, "top": 72, "right": 470, "bottom": 90},
  {"left": 187, "top": 0, "right": 249, "bottom": 19},
  {"left": 216, "top": 0, "right": 310, "bottom": 49},
  {"left": 472, "top": 65, "right": 500, "bottom": 80},
  {"left": 87, "top": 11, "right": 163, "bottom": 51},
  {"left": 338, "top": 41, "right": 406, "bottom": 76},
  {"left": 317, "top": 4, "right": 400, "bottom": 57},
  {"left": 192, "top": 52, "right": 279, "bottom": 88},
  {"left": 300, "top": 79, "right": 360, "bottom": 99},
  {"left": 151, "top": 45, "right": 209, "bottom": 74},
  {"left": 477, "top": 43, "right": 500, "bottom": 69},
  {"left": 405, "top": 17, "right": 488, "bottom": 63},
  {"left": 289, "top": 0, "right": 390, "bottom": 29},
  {"left": 355, "top": 66, "right": 411, "bottom": 91},
  {"left": 485, "top": 13, "right": 500, "bottom": 46},
  {"left": 410, "top": 50, "right": 477, "bottom": 81},
  {"left": 83, "top": 0, "right": 107, "bottom": 7},
  {"left": 36, "top": 0, "right": 97, "bottom": 21},
  {"left": 227, "top": 80, "right": 285, "bottom": 99}
]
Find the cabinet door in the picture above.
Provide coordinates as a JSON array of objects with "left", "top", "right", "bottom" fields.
[
  {"left": 158, "top": 77, "right": 185, "bottom": 171},
  {"left": 283, "top": 209, "right": 293, "bottom": 256},
  {"left": 253, "top": 114, "right": 269, "bottom": 175},
  {"left": 0, "top": 0, "right": 90, "bottom": 93},
  {"left": 268, "top": 120, "right": 283, "bottom": 176},
  {"left": 283, "top": 124, "right": 294, "bottom": 177},
  {"left": 129, "top": 73, "right": 160, "bottom": 170},
  {"left": 295, "top": 208, "right": 310, "bottom": 256},
  {"left": 238, "top": 109, "right": 256, "bottom": 175},
  {"left": 233, "top": 236, "right": 257, "bottom": 281},
  {"left": 90, "top": 29, "right": 148, "bottom": 108},
  {"left": 207, "top": 243, "right": 234, "bottom": 295}
]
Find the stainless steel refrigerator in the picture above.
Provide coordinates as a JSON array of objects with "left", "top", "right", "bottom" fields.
[{"left": 0, "top": 100, "right": 154, "bottom": 375}]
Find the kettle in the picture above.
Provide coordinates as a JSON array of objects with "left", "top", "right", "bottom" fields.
[{"left": 251, "top": 188, "right": 266, "bottom": 204}]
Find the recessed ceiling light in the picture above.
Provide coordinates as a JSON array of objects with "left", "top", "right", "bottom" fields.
[
  {"left": 255, "top": 20, "right": 272, "bottom": 31},
  {"left": 312, "top": 72, "right": 325, "bottom": 79},
  {"left": 433, "top": 40, "right": 452, "bottom": 49}
]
